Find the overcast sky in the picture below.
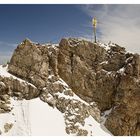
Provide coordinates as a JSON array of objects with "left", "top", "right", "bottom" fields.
[{"left": 0, "top": 4, "right": 140, "bottom": 64}]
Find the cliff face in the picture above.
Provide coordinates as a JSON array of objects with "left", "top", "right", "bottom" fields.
[{"left": 0, "top": 38, "right": 140, "bottom": 136}]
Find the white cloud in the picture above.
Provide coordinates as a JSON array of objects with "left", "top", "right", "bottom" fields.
[{"left": 81, "top": 5, "right": 140, "bottom": 53}]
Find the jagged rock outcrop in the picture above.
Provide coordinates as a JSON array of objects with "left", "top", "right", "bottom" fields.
[
  {"left": 105, "top": 73, "right": 140, "bottom": 135},
  {"left": 0, "top": 80, "right": 11, "bottom": 113},
  {"left": 0, "top": 67, "right": 101, "bottom": 136},
  {"left": 0, "top": 65, "right": 40, "bottom": 114},
  {"left": 0, "top": 38, "right": 140, "bottom": 136},
  {"left": 58, "top": 39, "right": 114, "bottom": 109},
  {"left": 8, "top": 39, "right": 49, "bottom": 88},
  {"left": 57, "top": 39, "right": 125, "bottom": 110},
  {"left": 8, "top": 39, "right": 60, "bottom": 89},
  {"left": 40, "top": 75, "right": 100, "bottom": 136},
  {"left": 57, "top": 38, "right": 140, "bottom": 136},
  {"left": 0, "top": 76, "right": 39, "bottom": 100}
]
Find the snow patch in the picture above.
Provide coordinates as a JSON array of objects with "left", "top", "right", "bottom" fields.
[
  {"left": 100, "top": 61, "right": 108, "bottom": 65},
  {"left": 101, "top": 108, "right": 113, "bottom": 125},
  {"left": 44, "top": 43, "right": 59, "bottom": 49},
  {"left": 98, "top": 42, "right": 110, "bottom": 51},
  {"left": 118, "top": 67, "right": 125, "bottom": 75}
]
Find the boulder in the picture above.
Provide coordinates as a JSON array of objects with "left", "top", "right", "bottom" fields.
[{"left": 8, "top": 39, "right": 49, "bottom": 88}]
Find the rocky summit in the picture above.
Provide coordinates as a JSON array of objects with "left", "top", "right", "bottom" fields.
[{"left": 0, "top": 38, "right": 140, "bottom": 136}]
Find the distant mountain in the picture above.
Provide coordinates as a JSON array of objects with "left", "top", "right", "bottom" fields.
[{"left": 0, "top": 38, "right": 140, "bottom": 136}]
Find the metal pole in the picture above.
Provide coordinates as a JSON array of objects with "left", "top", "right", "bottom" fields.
[
  {"left": 94, "top": 25, "right": 96, "bottom": 43},
  {"left": 92, "top": 17, "right": 97, "bottom": 43}
]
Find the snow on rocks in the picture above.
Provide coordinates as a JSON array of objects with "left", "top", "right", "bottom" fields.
[
  {"left": 0, "top": 65, "right": 11, "bottom": 77},
  {"left": 97, "top": 42, "right": 110, "bottom": 51},
  {"left": 117, "top": 67, "right": 125, "bottom": 75},
  {"left": 0, "top": 71, "right": 111, "bottom": 136},
  {"left": 0, "top": 65, "right": 36, "bottom": 89},
  {"left": 0, "top": 64, "right": 40, "bottom": 100},
  {"left": 0, "top": 66, "right": 111, "bottom": 136},
  {"left": 76, "top": 116, "right": 111, "bottom": 136},
  {"left": 40, "top": 75, "right": 111, "bottom": 136}
]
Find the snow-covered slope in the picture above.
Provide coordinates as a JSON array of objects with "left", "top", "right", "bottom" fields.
[
  {"left": 0, "top": 98, "right": 67, "bottom": 136},
  {"left": 0, "top": 65, "right": 111, "bottom": 136},
  {"left": 0, "top": 98, "right": 111, "bottom": 136},
  {"left": 29, "top": 98, "right": 67, "bottom": 136},
  {"left": 0, "top": 98, "right": 30, "bottom": 135}
]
